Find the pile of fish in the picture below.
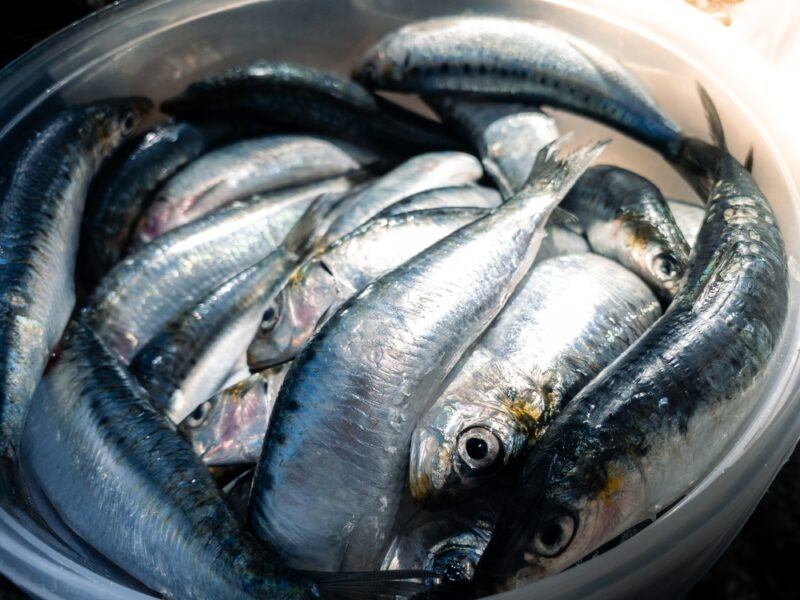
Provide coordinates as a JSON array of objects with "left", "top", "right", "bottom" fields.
[{"left": 0, "top": 14, "right": 787, "bottom": 600}]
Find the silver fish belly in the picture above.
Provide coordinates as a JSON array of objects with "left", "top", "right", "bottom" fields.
[
  {"left": 133, "top": 135, "right": 375, "bottom": 245},
  {"left": 410, "top": 253, "right": 660, "bottom": 507},
  {"left": 354, "top": 16, "right": 680, "bottom": 154},
  {"left": 0, "top": 97, "right": 150, "bottom": 459},
  {"left": 427, "top": 98, "right": 559, "bottom": 196},
  {"left": 249, "top": 140, "right": 605, "bottom": 571},
  {"left": 668, "top": 198, "right": 705, "bottom": 247},
  {"left": 377, "top": 185, "right": 502, "bottom": 217},
  {"left": 84, "top": 177, "right": 355, "bottom": 364},
  {"left": 18, "top": 320, "right": 318, "bottom": 599}
]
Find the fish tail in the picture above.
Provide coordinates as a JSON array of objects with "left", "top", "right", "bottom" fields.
[
  {"left": 312, "top": 569, "right": 441, "bottom": 599},
  {"left": 281, "top": 191, "right": 348, "bottom": 257},
  {"left": 520, "top": 135, "right": 609, "bottom": 199}
]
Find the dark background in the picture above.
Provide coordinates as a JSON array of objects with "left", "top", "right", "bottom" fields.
[{"left": 0, "top": 1, "right": 798, "bottom": 598}]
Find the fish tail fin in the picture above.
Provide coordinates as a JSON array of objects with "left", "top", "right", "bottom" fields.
[
  {"left": 313, "top": 569, "right": 441, "bottom": 599},
  {"left": 281, "top": 191, "right": 348, "bottom": 257},
  {"left": 671, "top": 82, "right": 729, "bottom": 199},
  {"left": 520, "top": 135, "right": 609, "bottom": 200}
]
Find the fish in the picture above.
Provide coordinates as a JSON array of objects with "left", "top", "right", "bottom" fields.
[
  {"left": 133, "top": 134, "right": 378, "bottom": 245},
  {"left": 179, "top": 366, "right": 288, "bottom": 467},
  {"left": 353, "top": 16, "right": 681, "bottom": 155},
  {"left": 409, "top": 254, "right": 661, "bottom": 507},
  {"left": 79, "top": 120, "right": 251, "bottom": 286},
  {"left": 248, "top": 139, "right": 606, "bottom": 572},
  {"left": 426, "top": 98, "right": 559, "bottom": 196},
  {"left": 19, "top": 319, "right": 430, "bottom": 599},
  {"left": 668, "top": 198, "right": 705, "bottom": 247},
  {"left": 320, "top": 151, "right": 483, "bottom": 243},
  {"left": 0, "top": 97, "right": 150, "bottom": 460},
  {"left": 477, "top": 88, "right": 788, "bottom": 591},
  {"left": 248, "top": 207, "right": 587, "bottom": 371},
  {"left": 130, "top": 192, "right": 339, "bottom": 424},
  {"left": 161, "top": 61, "right": 461, "bottom": 156},
  {"left": 381, "top": 493, "right": 500, "bottom": 585},
  {"left": 83, "top": 176, "right": 357, "bottom": 365},
  {"left": 377, "top": 185, "right": 502, "bottom": 217},
  {"left": 562, "top": 165, "right": 690, "bottom": 301},
  {"left": 247, "top": 207, "right": 488, "bottom": 370}
]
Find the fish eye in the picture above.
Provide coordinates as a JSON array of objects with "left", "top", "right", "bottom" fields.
[
  {"left": 121, "top": 113, "right": 136, "bottom": 135},
  {"left": 652, "top": 252, "right": 681, "bottom": 280},
  {"left": 532, "top": 511, "right": 576, "bottom": 558},
  {"left": 456, "top": 426, "right": 502, "bottom": 472},
  {"left": 259, "top": 304, "right": 279, "bottom": 333},
  {"left": 185, "top": 400, "right": 213, "bottom": 428}
]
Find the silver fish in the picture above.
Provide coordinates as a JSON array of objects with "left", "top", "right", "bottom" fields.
[
  {"left": 84, "top": 176, "right": 356, "bottom": 364},
  {"left": 179, "top": 366, "right": 288, "bottom": 467},
  {"left": 354, "top": 16, "right": 681, "bottom": 154},
  {"left": 377, "top": 185, "right": 501, "bottom": 217},
  {"left": 477, "top": 88, "right": 788, "bottom": 590},
  {"left": 249, "top": 139, "right": 606, "bottom": 571},
  {"left": 130, "top": 193, "right": 338, "bottom": 423},
  {"left": 321, "top": 151, "right": 482, "bottom": 243},
  {"left": 247, "top": 207, "right": 488, "bottom": 370},
  {"left": 133, "top": 135, "right": 375, "bottom": 245},
  {"left": 668, "top": 198, "right": 705, "bottom": 247},
  {"left": 410, "top": 254, "right": 660, "bottom": 507},
  {"left": 562, "top": 165, "right": 691, "bottom": 301},
  {"left": 427, "top": 98, "right": 559, "bottom": 196},
  {"left": 18, "top": 320, "right": 320, "bottom": 599},
  {"left": 0, "top": 97, "right": 150, "bottom": 460}
]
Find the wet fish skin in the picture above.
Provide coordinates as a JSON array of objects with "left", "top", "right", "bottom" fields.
[
  {"left": 321, "top": 151, "right": 483, "bottom": 243},
  {"left": 354, "top": 16, "right": 681, "bottom": 154},
  {"left": 247, "top": 207, "right": 489, "bottom": 370},
  {"left": 84, "top": 177, "right": 356, "bottom": 365},
  {"left": 426, "top": 98, "right": 559, "bottom": 196},
  {"left": 133, "top": 135, "right": 377, "bottom": 245},
  {"left": 563, "top": 165, "right": 691, "bottom": 301},
  {"left": 0, "top": 97, "right": 151, "bottom": 460},
  {"left": 179, "top": 367, "right": 288, "bottom": 467},
  {"left": 19, "top": 320, "right": 319, "bottom": 599},
  {"left": 478, "top": 94, "right": 788, "bottom": 590},
  {"left": 377, "top": 185, "right": 501, "bottom": 217},
  {"left": 668, "top": 198, "right": 705, "bottom": 248},
  {"left": 80, "top": 120, "right": 227, "bottom": 285},
  {"left": 161, "top": 61, "right": 461, "bottom": 156},
  {"left": 130, "top": 191, "right": 341, "bottom": 424},
  {"left": 249, "top": 140, "right": 606, "bottom": 572},
  {"left": 410, "top": 253, "right": 660, "bottom": 508}
]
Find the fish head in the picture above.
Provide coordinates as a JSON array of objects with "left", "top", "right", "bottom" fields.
[
  {"left": 352, "top": 23, "right": 430, "bottom": 90},
  {"left": 478, "top": 442, "right": 647, "bottom": 591},
  {"left": 90, "top": 97, "right": 152, "bottom": 157},
  {"left": 178, "top": 372, "right": 272, "bottom": 466},
  {"left": 618, "top": 214, "right": 688, "bottom": 299},
  {"left": 409, "top": 378, "right": 538, "bottom": 507}
]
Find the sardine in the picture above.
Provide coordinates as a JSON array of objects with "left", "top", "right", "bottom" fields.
[
  {"left": 353, "top": 16, "right": 681, "bottom": 154},
  {"left": 83, "top": 176, "right": 356, "bottom": 364},
  {"left": 321, "top": 151, "right": 482, "bottom": 243},
  {"left": 668, "top": 198, "right": 705, "bottom": 247},
  {"left": 477, "top": 88, "right": 788, "bottom": 591},
  {"left": 377, "top": 185, "right": 502, "bottom": 217},
  {"left": 410, "top": 254, "right": 660, "bottom": 507},
  {"left": 161, "top": 61, "right": 460, "bottom": 155},
  {"left": 130, "top": 192, "right": 339, "bottom": 423},
  {"left": 247, "top": 207, "right": 487, "bottom": 370},
  {"left": 133, "top": 135, "right": 377, "bottom": 245},
  {"left": 249, "top": 139, "right": 606, "bottom": 571},
  {"left": 179, "top": 366, "right": 288, "bottom": 467},
  {"left": 20, "top": 320, "right": 425, "bottom": 599},
  {"left": 426, "top": 98, "right": 559, "bottom": 196},
  {"left": 0, "top": 97, "right": 150, "bottom": 460},
  {"left": 80, "top": 120, "right": 242, "bottom": 285},
  {"left": 562, "top": 165, "right": 690, "bottom": 301}
]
